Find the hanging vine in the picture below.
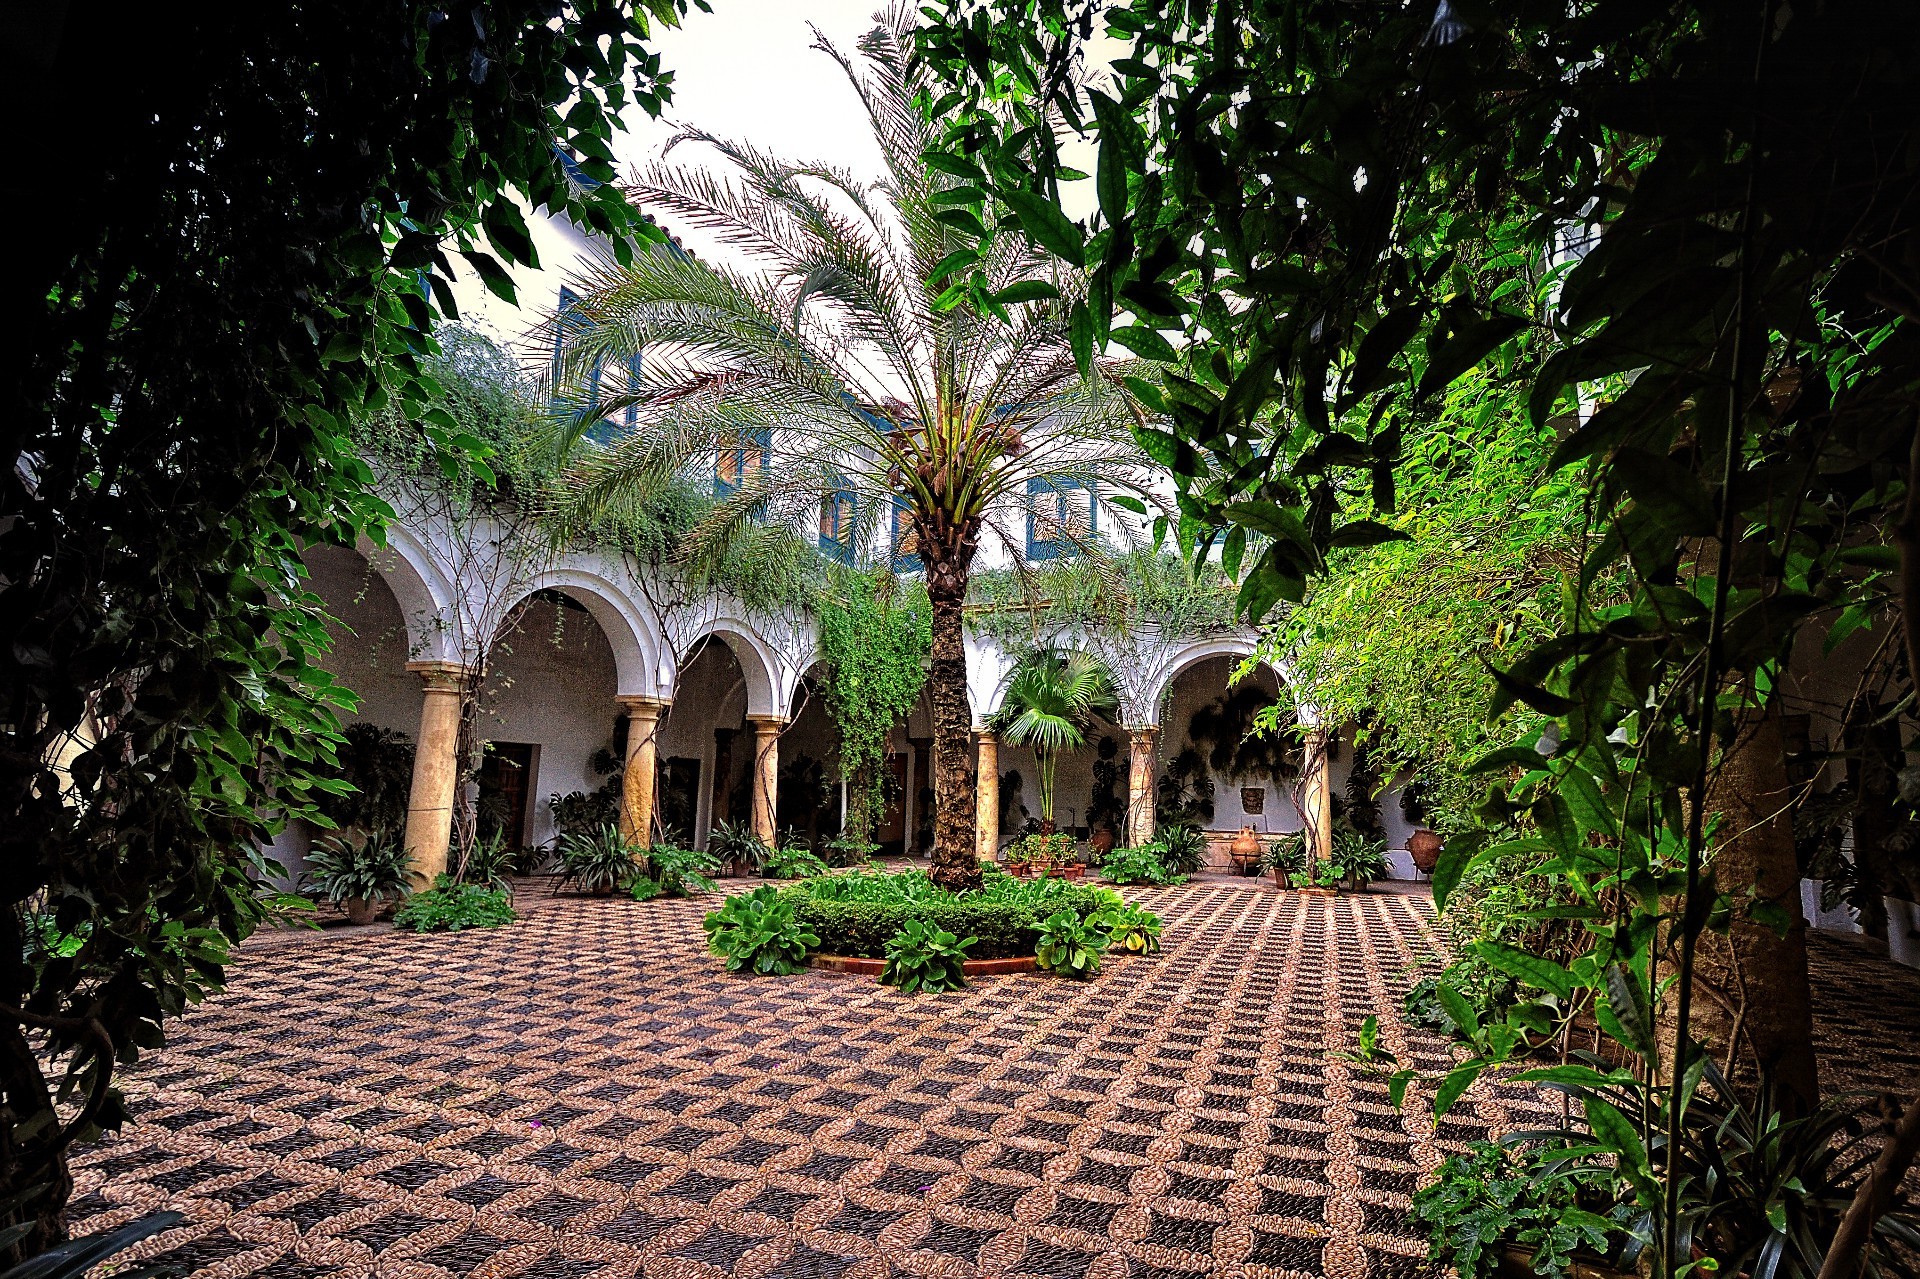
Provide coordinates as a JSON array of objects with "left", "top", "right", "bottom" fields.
[{"left": 817, "top": 567, "right": 932, "bottom": 842}]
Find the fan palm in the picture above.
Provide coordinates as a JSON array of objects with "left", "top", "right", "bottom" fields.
[
  {"left": 990, "top": 650, "right": 1118, "bottom": 833},
  {"left": 544, "top": 5, "right": 1161, "bottom": 889}
]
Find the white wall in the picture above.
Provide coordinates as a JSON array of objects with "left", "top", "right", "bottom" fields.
[{"left": 478, "top": 594, "right": 620, "bottom": 849}]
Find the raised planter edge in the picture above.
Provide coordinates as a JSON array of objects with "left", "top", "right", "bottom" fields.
[{"left": 808, "top": 953, "right": 1039, "bottom": 976}]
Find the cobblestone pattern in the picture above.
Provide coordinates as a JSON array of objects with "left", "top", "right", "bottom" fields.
[{"left": 65, "top": 884, "right": 1915, "bottom": 1278}]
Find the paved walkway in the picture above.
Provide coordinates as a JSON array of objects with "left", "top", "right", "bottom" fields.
[{"left": 67, "top": 881, "right": 1917, "bottom": 1278}]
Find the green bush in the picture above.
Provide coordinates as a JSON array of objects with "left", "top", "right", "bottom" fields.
[
  {"left": 393, "top": 877, "right": 516, "bottom": 933},
  {"left": 880, "top": 919, "right": 974, "bottom": 993},
  {"left": 1409, "top": 1141, "right": 1615, "bottom": 1279},
  {"left": 1330, "top": 829, "right": 1389, "bottom": 886},
  {"left": 707, "top": 818, "right": 770, "bottom": 873},
  {"left": 557, "top": 825, "right": 639, "bottom": 893},
  {"left": 703, "top": 885, "right": 818, "bottom": 975},
  {"left": 765, "top": 843, "right": 829, "bottom": 879},
  {"left": 303, "top": 832, "right": 412, "bottom": 906},
  {"left": 630, "top": 843, "right": 720, "bottom": 899},
  {"left": 786, "top": 871, "right": 1114, "bottom": 958},
  {"left": 1261, "top": 833, "right": 1307, "bottom": 877},
  {"left": 1092, "top": 900, "right": 1162, "bottom": 954},
  {"left": 1034, "top": 908, "right": 1107, "bottom": 978},
  {"left": 455, "top": 830, "right": 515, "bottom": 890},
  {"left": 1156, "top": 822, "right": 1209, "bottom": 875},
  {"left": 1100, "top": 843, "right": 1185, "bottom": 886}
]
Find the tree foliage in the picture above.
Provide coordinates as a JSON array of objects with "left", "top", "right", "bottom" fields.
[
  {"left": 920, "top": 0, "right": 1920, "bottom": 1269},
  {"left": 1, "top": 0, "right": 688, "bottom": 1256},
  {"left": 816, "top": 568, "right": 933, "bottom": 842}
]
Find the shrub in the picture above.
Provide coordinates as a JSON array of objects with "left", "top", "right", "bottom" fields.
[
  {"left": 764, "top": 843, "right": 829, "bottom": 879},
  {"left": 630, "top": 844, "right": 720, "bottom": 899},
  {"left": 557, "top": 825, "right": 639, "bottom": 893},
  {"left": 1261, "top": 833, "right": 1307, "bottom": 878},
  {"left": 880, "top": 919, "right": 974, "bottom": 993},
  {"left": 785, "top": 871, "right": 1114, "bottom": 959},
  {"left": 707, "top": 819, "right": 771, "bottom": 873},
  {"left": 1157, "top": 823, "right": 1209, "bottom": 875},
  {"left": 393, "top": 877, "right": 516, "bottom": 933},
  {"left": 1100, "top": 844, "right": 1184, "bottom": 886},
  {"left": 1409, "top": 1141, "right": 1615, "bottom": 1279},
  {"left": 1034, "top": 908, "right": 1107, "bottom": 978},
  {"left": 454, "top": 830, "right": 515, "bottom": 890},
  {"left": 1330, "top": 830, "right": 1389, "bottom": 886},
  {"left": 303, "top": 833, "right": 412, "bottom": 906},
  {"left": 823, "top": 833, "right": 879, "bottom": 867},
  {"left": 703, "top": 886, "right": 818, "bottom": 975},
  {"left": 1093, "top": 900, "right": 1162, "bottom": 954}
]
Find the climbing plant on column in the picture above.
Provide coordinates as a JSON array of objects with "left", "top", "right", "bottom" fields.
[{"left": 816, "top": 568, "right": 932, "bottom": 844}]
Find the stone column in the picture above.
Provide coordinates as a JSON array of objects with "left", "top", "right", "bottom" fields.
[
  {"left": 1302, "top": 727, "right": 1334, "bottom": 866},
  {"left": 1126, "top": 725, "right": 1159, "bottom": 848},
  {"left": 618, "top": 696, "right": 668, "bottom": 848},
  {"left": 975, "top": 729, "right": 999, "bottom": 861},
  {"left": 746, "top": 715, "right": 784, "bottom": 848},
  {"left": 402, "top": 661, "right": 472, "bottom": 889}
]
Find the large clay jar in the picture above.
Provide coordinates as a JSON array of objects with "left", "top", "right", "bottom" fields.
[
  {"left": 1408, "top": 828, "right": 1443, "bottom": 875},
  {"left": 1090, "top": 827, "right": 1118, "bottom": 857},
  {"left": 1230, "top": 826, "right": 1262, "bottom": 874},
  {"left": 344, "top": 897, "right": 378, "bottom": 925}
]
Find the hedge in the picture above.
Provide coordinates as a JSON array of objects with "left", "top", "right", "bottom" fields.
[{"left": 786, "top": 883, "right": 1112, "bottom": 959}]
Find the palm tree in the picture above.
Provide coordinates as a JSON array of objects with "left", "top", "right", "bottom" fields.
[
  {"left": 544, "top": 5, "right": 1161, "bottom": 889},
  {"left": 990, "top": 650, "right": 1118, "bottom": 834}
]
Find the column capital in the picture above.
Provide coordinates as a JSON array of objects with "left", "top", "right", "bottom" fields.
[
  {"left": 1125, "top": 724, "right": 1161, "bottom": 740},
  {"left": 406, "top": 660, "right": 475, "bottom": 692},
  {"left": 746, "top": 714, "right": 786, "bottom": 734},
  {"left": 974, "top": 726, "right": 997, "bottom": 743},
  {"left": 617, "top": 695, "right": 671, "bottom": 717}
]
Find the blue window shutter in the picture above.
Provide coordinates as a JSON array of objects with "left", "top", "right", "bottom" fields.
[
  {"left": 1026, "top": 477, "right": 1089, "bottom": 560},
  {"left": 820, "top": 484, "right": 856, "bottom": 564},
  {"left": 891, "top": 495, "right": 923, "bottom": 572},
  {"left": 624, "top": 350, "right": 644, "bottom": 427}
]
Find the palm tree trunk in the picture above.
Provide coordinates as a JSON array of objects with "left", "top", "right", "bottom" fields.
[{"left": 927, "top": 583, "right": 981, "bottom": 889}]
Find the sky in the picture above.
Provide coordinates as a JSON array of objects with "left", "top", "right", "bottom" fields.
[{"left": 610, "top": 0, "right": 895, "bottom": 264}]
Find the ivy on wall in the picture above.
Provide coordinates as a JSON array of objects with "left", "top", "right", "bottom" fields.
[{"left": 816, "top": 567, "right": 932, "bottom": 842}]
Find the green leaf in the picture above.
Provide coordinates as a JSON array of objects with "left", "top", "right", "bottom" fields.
[
  {"left": 460, "top": 250, "right": 518, "bottom": 304},
  {"left": 1582, "top": 1095, "right": 1648, "bottom": 1175},
  {"left": 1438, "top": 982, "right": 1481, "bottom": 1037},
  {"left": 926, "top": 247, "right": 982, "bottom": 287},
  {"left": 1473, "top": 940, "right": 1577, "bottom": 1001},
  {"left": 999, "top": 187, "right": 1086, "bottom": 268},
  {"left": 992, "top": 279, "right": 1061, "bottom": 304},
  {"left": 1111, "top": 495, "right": 1148, "bottom": 515},
  {"left": 1433, "top": 1063, "right": 1483, "bottom": 1117},
  {"left": 1110, "top": 325, "right": 1178, "bottom": 361},
  {"left": 1327, "top": 520, "right": 1410, "bottom": 550}
]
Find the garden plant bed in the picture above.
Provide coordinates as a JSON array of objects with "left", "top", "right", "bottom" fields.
[{"left": 807, "top": 952, "right": 1039, "bottom": 976}]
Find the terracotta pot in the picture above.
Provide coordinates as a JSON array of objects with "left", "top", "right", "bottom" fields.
[
  {"left": 1061, "top": 863, "right": 1086, "bottom": 881},
  {"left": 1230, "top": 826, "right": 1262, "bottom": 873},
  {"left": 1089, "top": 827, "right": 1118, "bottom": 856},
  {"left": 1408, "top": 828, "right": 1443, "bottom": 874},
  {"left": 344, "top": 897, "right": 377, "bottom": 925},
  {"left": 1008, "top": 861, "right": 1031, "bottom": 879}
]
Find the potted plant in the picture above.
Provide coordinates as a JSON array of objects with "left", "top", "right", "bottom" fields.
[
  {"left": 1290, "top": 861, "right": 1345, "bottom": 894},
  {"left": 1330, "top": 830, "right": 1390, "bottom": 891},
  {"left": 1005, "top": 839, "right": 1033, "bottom": 878},
  {"left": 556, "top": 824, "right": 639, "bottom": 895},
  {"left": 989, "top": 649, "right": 1117, "bottom": 835},
  {"left": 1262, "top": 833, "right": 1306, "bottom": 887},
  {"left": 707, "top": 818, "right": 771, "bottom": 878},
  {"left": 304, "top": 831, "right": 413, "bottom": 923}
]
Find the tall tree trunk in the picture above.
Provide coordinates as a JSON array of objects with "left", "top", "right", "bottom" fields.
[
  {"left": 927, "top": 585, "right": 980, "bottom": 890},
  {"left": 919, "top": 508, "right": 982, "bottom": 892},
  {"left": 1664, "top": 707, "right": 1818, "bottom": 1114}
]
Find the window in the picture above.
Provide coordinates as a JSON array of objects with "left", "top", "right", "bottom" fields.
[
  {"left": 890, "top": 495, "right": 922, "bottom": 572},
  {"left": 1026, "top": 477, "right": 1095, "bottom": 561},
  {"left": 715, "top": 425, "right": 771, "bottom": 497},
  {"left": 553, "top": 286, "right": 603, "bottom": 423},
  {"left": 820, "top": 485, "right": 857, "bottom": 564},
  {"left": 623, "top": 350, "right": 644, "bottom": 428}
]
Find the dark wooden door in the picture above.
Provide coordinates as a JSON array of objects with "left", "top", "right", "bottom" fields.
[{"left": 478, "top": 741, "right": 535, "bottom": 850}]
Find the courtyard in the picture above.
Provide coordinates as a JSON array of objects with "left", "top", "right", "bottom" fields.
[{"left": 66, "top": 883, "right": 1919, "bottom": 1279}]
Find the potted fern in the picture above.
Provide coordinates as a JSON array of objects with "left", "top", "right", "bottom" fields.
[{"left": 304, "top": 831, "right": 412, "bottom": 923}]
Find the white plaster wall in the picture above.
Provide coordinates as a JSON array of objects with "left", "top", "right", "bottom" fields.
[
  {"left": 306, "top": 545, "right": 423, "bottom": 735},
  {"left": 659, "top": 639, "right": 750, "bottom": 847},
  {"left": 477, "top": 594, "right": 621, "bottom": 849}
]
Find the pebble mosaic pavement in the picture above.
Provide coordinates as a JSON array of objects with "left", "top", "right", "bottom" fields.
[{"left": 67, "top": 879, "right": 1920, "bottom": 1279}]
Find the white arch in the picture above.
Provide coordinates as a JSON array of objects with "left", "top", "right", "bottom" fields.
[
  {"left": 679, "top": 616, "right": 785, "bottom": 718},
  {"left": 502, "top": 566, "right": 663, "bottom": 699},
  {"left": 357, "top": 527, "right": 460, "bottom": 663},
  {"left": 1142, "top": 635, "right": 1317, "bottom": 728},
  {"left": 967, "top": 637, "right": 1020, "bottom": 727}
]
